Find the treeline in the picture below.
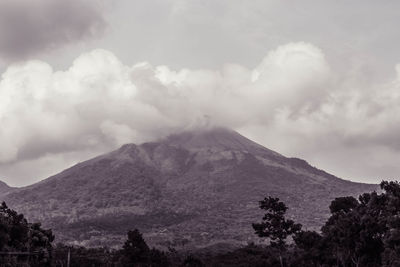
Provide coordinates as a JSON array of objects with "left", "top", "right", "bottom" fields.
[
  {"left": 243, "top": 180, "right": 400, "bottom": 267},
  {"left": 0, "top": 202, "right": 54, "bottom": 266},
  {"left": 3, "top": 181, "right": 400, "bottom": 266}
]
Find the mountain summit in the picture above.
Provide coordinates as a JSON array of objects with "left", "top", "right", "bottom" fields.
[
  {"left": 2, "top": 128, "right": 376, "bottom": 248},
  {"left": 163, "top": 127, "right": 271, "bottom": 152}
]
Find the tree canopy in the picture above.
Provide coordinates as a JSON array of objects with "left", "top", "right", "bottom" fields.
[{"left": 0, "top": 201, "right": 54, "bottom": 266}]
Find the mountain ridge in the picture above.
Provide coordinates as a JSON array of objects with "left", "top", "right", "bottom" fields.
[{"left": 1, "top": 127, "right": 378, "bottom": 248}]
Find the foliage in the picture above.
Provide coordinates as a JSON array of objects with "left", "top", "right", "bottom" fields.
[
  {"left": 252, "top": 197, "right": 302, "bottom": 248},
  {"left": 120, "top": 229, "right": 150, "bottom": 265},
  {"left": 0, "top": 201, "right": 54, "bottom": 266},
  {"left": 7, "top": 180, "right": 400, "bottom": 267},
  {"left": 52, "top": 244, "right": 115, "bottom": 266},
  {"left": 291, "top": 180, "right": 400, "bottom": 267},
  {"left": 118, "top": 229, "right": 169, "bottom": 267},
  {"left": 182, "top": 255, "right": 205, "bottom": 267},
  {"left": 252, "top": 196, "right": 302, "bottom": 267},
  {"left": 51, "top": 181, "right": 400, "bottom": 266}
]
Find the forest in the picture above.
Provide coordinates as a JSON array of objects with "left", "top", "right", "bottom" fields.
[{"left": 1, "top": 180, "right": 400, "bottom": 267}]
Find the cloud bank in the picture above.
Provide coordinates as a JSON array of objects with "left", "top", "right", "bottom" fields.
[
  {"left": 0, "top": 0, "right": 106, "bottom": 60},
  {"left": 1, "top": 42, "right": 400, "bottom": 185}
]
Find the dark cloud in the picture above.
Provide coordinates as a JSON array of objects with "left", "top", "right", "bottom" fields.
[{"left": 0, "top": 0, "right": 106, "bottom": 60}]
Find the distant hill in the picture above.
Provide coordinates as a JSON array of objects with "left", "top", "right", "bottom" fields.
[
  {"left": 0, "top": 180, "right": 14, "bottom": 196},
  {"left": 1, "top": 127, "right": 377, "bottom": 248}
]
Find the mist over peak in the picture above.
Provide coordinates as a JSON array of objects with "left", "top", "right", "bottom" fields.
[{"left": 161, "top": 127, "right": 267, "bottom": 153}]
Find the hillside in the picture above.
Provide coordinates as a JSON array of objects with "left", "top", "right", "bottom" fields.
[
  {"left": 0, "top": 180, "right": 13, "bottom": 196},
  {"left": 1, "top": 127, "right": 377, "bottom": 248}
]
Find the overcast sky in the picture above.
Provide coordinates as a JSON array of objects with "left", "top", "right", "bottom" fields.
[{"left": 1, "top": 0, "right": 400, "bottom": 186}]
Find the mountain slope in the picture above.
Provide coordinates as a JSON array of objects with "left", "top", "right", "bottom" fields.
[
  {"left": 0, "top": 180, "right": 14, "bottom": 196},
  {"left": 2, "top": 127, "right": 377, "bottom": 248}
]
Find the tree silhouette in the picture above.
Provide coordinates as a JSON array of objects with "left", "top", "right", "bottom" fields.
[
  {"left": 253, "top": 197, "right": 302, "bottom": 266},
  {"left": 120, "top": 229, "right": 150, "bottom": 266},
  {"left": 253, "top": 197, "right": 302, "bottom": 248},
  {"left": 0, "top": 202, "right": 54, "bottom": 266}
]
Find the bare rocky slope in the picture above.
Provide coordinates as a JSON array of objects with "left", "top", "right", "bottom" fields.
[{"left": 0, "top": 127, "right": 377, "bottom": 248}]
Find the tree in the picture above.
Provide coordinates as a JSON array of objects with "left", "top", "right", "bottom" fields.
[
  {"left": 120, "top": 229, "right": 150, "bottom": 266},
  {"left": 182, "top": 255, "right": 204, "bottom": 267},
  {"left": 27, "top": 222, "right": 54, "bottom": 266},
  {"left": 256, "top": 183, "right": 400, "bottom": 267},
  {"left": 321, "top": 192, "right": 389, "bottom": 267},
  {"left": 379, "top": 181, "right": 400, "bottom": 266},
  {"left": 316, "top": 181, "right": 400, "bottom": 267},
  {"left": 329, "top": 196, "right": 359, "bottom": 213},
  {"left": 0, "top": 202, "right": 54, "bottom": 266},
  {"left": 252, "top": 197, "right": 302, "bottom": 266},
  {"left": 293, "top": 230, "right": 332, "bottom": 266},
  {"left": 253, "top": 197, "right": 302, "bottom": 248}
]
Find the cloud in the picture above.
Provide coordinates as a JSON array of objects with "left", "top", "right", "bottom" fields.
[
  {"left": 0, "top": 43, "right": 329, "bottom": 162},
  {"left": 0, "top": 0, "right": 106, "bottom": 60},
  {"left": 1, "top": 42, "right": 400, "bottom": 185}
]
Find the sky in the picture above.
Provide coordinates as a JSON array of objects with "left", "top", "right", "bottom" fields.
[{"left": 1, "top": 0, "right": 400, "bottom": 186}]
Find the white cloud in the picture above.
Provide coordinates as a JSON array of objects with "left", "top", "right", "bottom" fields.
[{"left": 1, "top": 42, "right": 400, "bottom": 185}]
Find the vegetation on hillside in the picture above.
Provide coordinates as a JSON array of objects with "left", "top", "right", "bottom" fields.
[
  {"left": 0, "top": 202, "right": 54, "bottom": 266},
  {"left": 3, "top": 180, "right": 400, "bottom": 266}
]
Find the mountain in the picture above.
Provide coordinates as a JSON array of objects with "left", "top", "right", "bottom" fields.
[
  {"left": 1, "top": 127, "right": 377, "bottom": 248},
  {"left": 0, "top": 180, "right": 13, "bottom": 196}
]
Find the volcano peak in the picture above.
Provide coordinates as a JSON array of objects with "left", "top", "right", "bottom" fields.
[{"left": 162, "top": 127, "right": 269, "bottom": 153}]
